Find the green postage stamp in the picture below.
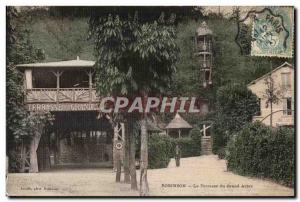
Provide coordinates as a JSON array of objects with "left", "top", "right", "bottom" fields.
[{"left": 250, "top": 7, "right": 294, "bottom": 58}]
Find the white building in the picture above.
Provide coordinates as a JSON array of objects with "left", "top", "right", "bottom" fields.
[{"left": 247, "top": 62, "right": 294, "bottom": 127}]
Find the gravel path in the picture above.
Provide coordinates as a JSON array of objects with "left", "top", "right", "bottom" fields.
[{"left": 6, "top": 155, "right": 294, "bottom": 196}]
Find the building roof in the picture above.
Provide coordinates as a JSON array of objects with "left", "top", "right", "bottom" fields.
[
  {"left": 196, "top": 21, "right": 213, "bottom": 36},
  {"left": 248, "top": 62, "right": 294, "bottom": 87},
  {"left": 16, "top": 56, "right": 95, "bottom": 69},
  {"left": 165, "top": 113, "right": 193, "bottom": 129}
]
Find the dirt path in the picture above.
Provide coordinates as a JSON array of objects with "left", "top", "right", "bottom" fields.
[{"left": 6, "top": 155, "right": 294, "bottom": 196}]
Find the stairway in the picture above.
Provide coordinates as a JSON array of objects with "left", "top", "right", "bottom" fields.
[{"left": 201, "top": 136, "right": 212, "bottom": 155}]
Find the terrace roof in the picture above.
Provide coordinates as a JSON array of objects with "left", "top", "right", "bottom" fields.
[{"left": 16, "top": 56, "right": 95, "bottom": 69}]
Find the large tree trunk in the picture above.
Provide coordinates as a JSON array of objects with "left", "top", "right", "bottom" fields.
[
  {"left": 139, "top": 118, "right": 149, "bottom": 196},
  {"left": 29, "top": 132, "right": 42, "bottom": 173},
  {"left": 124, "top": 124, "right": 131, "bottom": 183},
  {"left": 129, "top": 121, "right": 138, "bottom": 190}
]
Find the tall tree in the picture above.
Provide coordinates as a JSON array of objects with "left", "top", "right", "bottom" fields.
[
  {"left": 262, "top": 75, "right": 281, "bottom": 127},
  {"left": 89, "top": 11, "right": 179, "bottom": 195},
  {"left": 6, "top": 7, "right": 52, "bottom": 172}
]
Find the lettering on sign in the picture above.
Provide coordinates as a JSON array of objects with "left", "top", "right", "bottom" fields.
[{"left": 27, "top": 103, "right": 100, "bottom": 111}]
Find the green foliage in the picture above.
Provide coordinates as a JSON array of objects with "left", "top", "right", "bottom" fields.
[
  {"left": 6, "top": 7, "right": 54, "bottom": 146},
  {"left": 171, "top": 21, "right": 201, "bottom": 97},
  {"left": 190, "top": 127, "right": 201, "bottom": 144},
  {"left": 216, "top": 147, "right": 226, "bottom": 159},
  {"left": 212, "top": 82, "right": 259, "bottom": 153},
  {"left": 148, "top": 134, "right": 173, "bottom": 169},
  {"left": 48, "top": 7, "right": 202, "bottom": 24},
  {"left": 173, "top": 18, "right": 293, "bottom": 99},
  {"left": 148, "top": 129, "right": 202, "bottom": 169},
  {"left": 227, "top": 122, "right": 294, "bottom": 186},
  {"left": 172, "top": 137, "right": 200, "bottom": 157},
  {"left": 171, "top": 128, "right": 201, "bottom": 157},
  {"left": 269, "top": 127, "right": 294, "bottom": 186},
  {"left": 89, "top": 13, "right": 179, "bottom": 96},
  {"left": 29, "top": 17, "right": 94, "bottom": 61}
]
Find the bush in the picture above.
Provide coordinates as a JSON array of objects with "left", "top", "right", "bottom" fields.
[
  {"left": 171, "top": 127, "right": 202, "bottom": 157},
  {"left": 217, "top": 147, "right": 226, "bottom": 159},
  {"left": 148, "top": 134, "right": 173, "bottom": 169},
  {"left": 227, "top": 122, "right": 294, "bottom": 186},
  {"left": 148, "top": 128, "right": 202, "bottom": 169},
  {"left": 269, "top": 127, "right": 294, "bottom": 185},
  {"left": 212, "top": 82, "right": 259, "bottom": 154},
  {"left": 172, "top": 137, "right": 199, "bottom": 157}
]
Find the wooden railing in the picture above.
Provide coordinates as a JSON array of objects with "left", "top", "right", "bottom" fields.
[
  {"left": 26, "top": 88, "right": 100, "bottom": 103},
  {"left": 196, "top": 42, "right": 212, "bottom": 52}
]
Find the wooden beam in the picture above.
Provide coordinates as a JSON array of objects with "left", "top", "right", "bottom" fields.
[
  {"left": 24, "top": 69, "right": 33, "bottom": 89},
  {"left": 51, "top": 70, "right": 63, "bottom": 103},
  {"left": 86, "top": 70, "right": 94, "bottom": 103}
]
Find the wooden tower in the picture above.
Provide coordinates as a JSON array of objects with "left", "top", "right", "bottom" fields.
[{"left": 195, "top": 22, "right": 213, "bottom": 88}]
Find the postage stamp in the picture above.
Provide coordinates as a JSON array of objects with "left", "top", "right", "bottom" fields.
[
  {"left": 236, "top": 7, "right": 294, "bottom": 58},
  {"left": 251, "top": 7, "right": 294, "bottom": 57}
]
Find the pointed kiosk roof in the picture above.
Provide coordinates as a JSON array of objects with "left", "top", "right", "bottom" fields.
[
  {"left": 16, "top": 56, "right": 95, "bottom": 70},
  {"left": 165, "top": 113, "right": 193, "bottom": 129},
  {"left": 196, "top": 21, "right": 213, "bottom": 36}
]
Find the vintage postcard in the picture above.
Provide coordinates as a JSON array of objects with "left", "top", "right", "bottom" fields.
[{"left": 6, "top": 6, "right": 295, "bottom": 197}]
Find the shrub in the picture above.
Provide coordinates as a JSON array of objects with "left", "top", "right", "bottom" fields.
[
  {"left": 212, "top": 82, "right": 259, "bottom": 154},
  {"left": 269, "top": 127, "right": 294, "bottom": 186},
  {"left": 171, "top": 127, "right": 202, "bottom": 157},
  {"left": 148, "top": 134, "right": 173, "bottom": 169},
  {"left": 227, "top": 122, "right": 294, "bottom": 186},
  {"left": 172, "top": 137, "right": 199, "bottom": 157},
  {"left": 217, "top": 147, "right": 226, "bottom": 159}
]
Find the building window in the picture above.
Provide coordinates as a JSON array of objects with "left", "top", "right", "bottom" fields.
[
  {"left": 281, "top": 73, "right": 291, "bottom": 89},
  {"left": 257, "top": 98, "right": 261, "bottom": 116},
  {"left": 283, "top": 97, "right": 292, "bottom": 115}
]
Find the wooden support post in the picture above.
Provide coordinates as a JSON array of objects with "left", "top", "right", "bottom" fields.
[
  {"left": 116, "top": 152, "right": 121, "bottom": 182},
  {"left": 56, "top": 131, "right": 61, "bottom": 164},
  {"left": 84, "top": 131, "right": 90, "bottom": 164},
  {"left": 113, "top": 123, "right": 123, "bottom": 183},
  {"left": 113, "top": 124, "right": 119, "bottom": 171},
  {"left": 52, "top": 70, "right": 63, "bottom": 103},
  {"left": 86, "top": 70, "right": 94, "bottom": 104},
  {"left": 24, "top": 69, "right": 33, "bottom": 89}
]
